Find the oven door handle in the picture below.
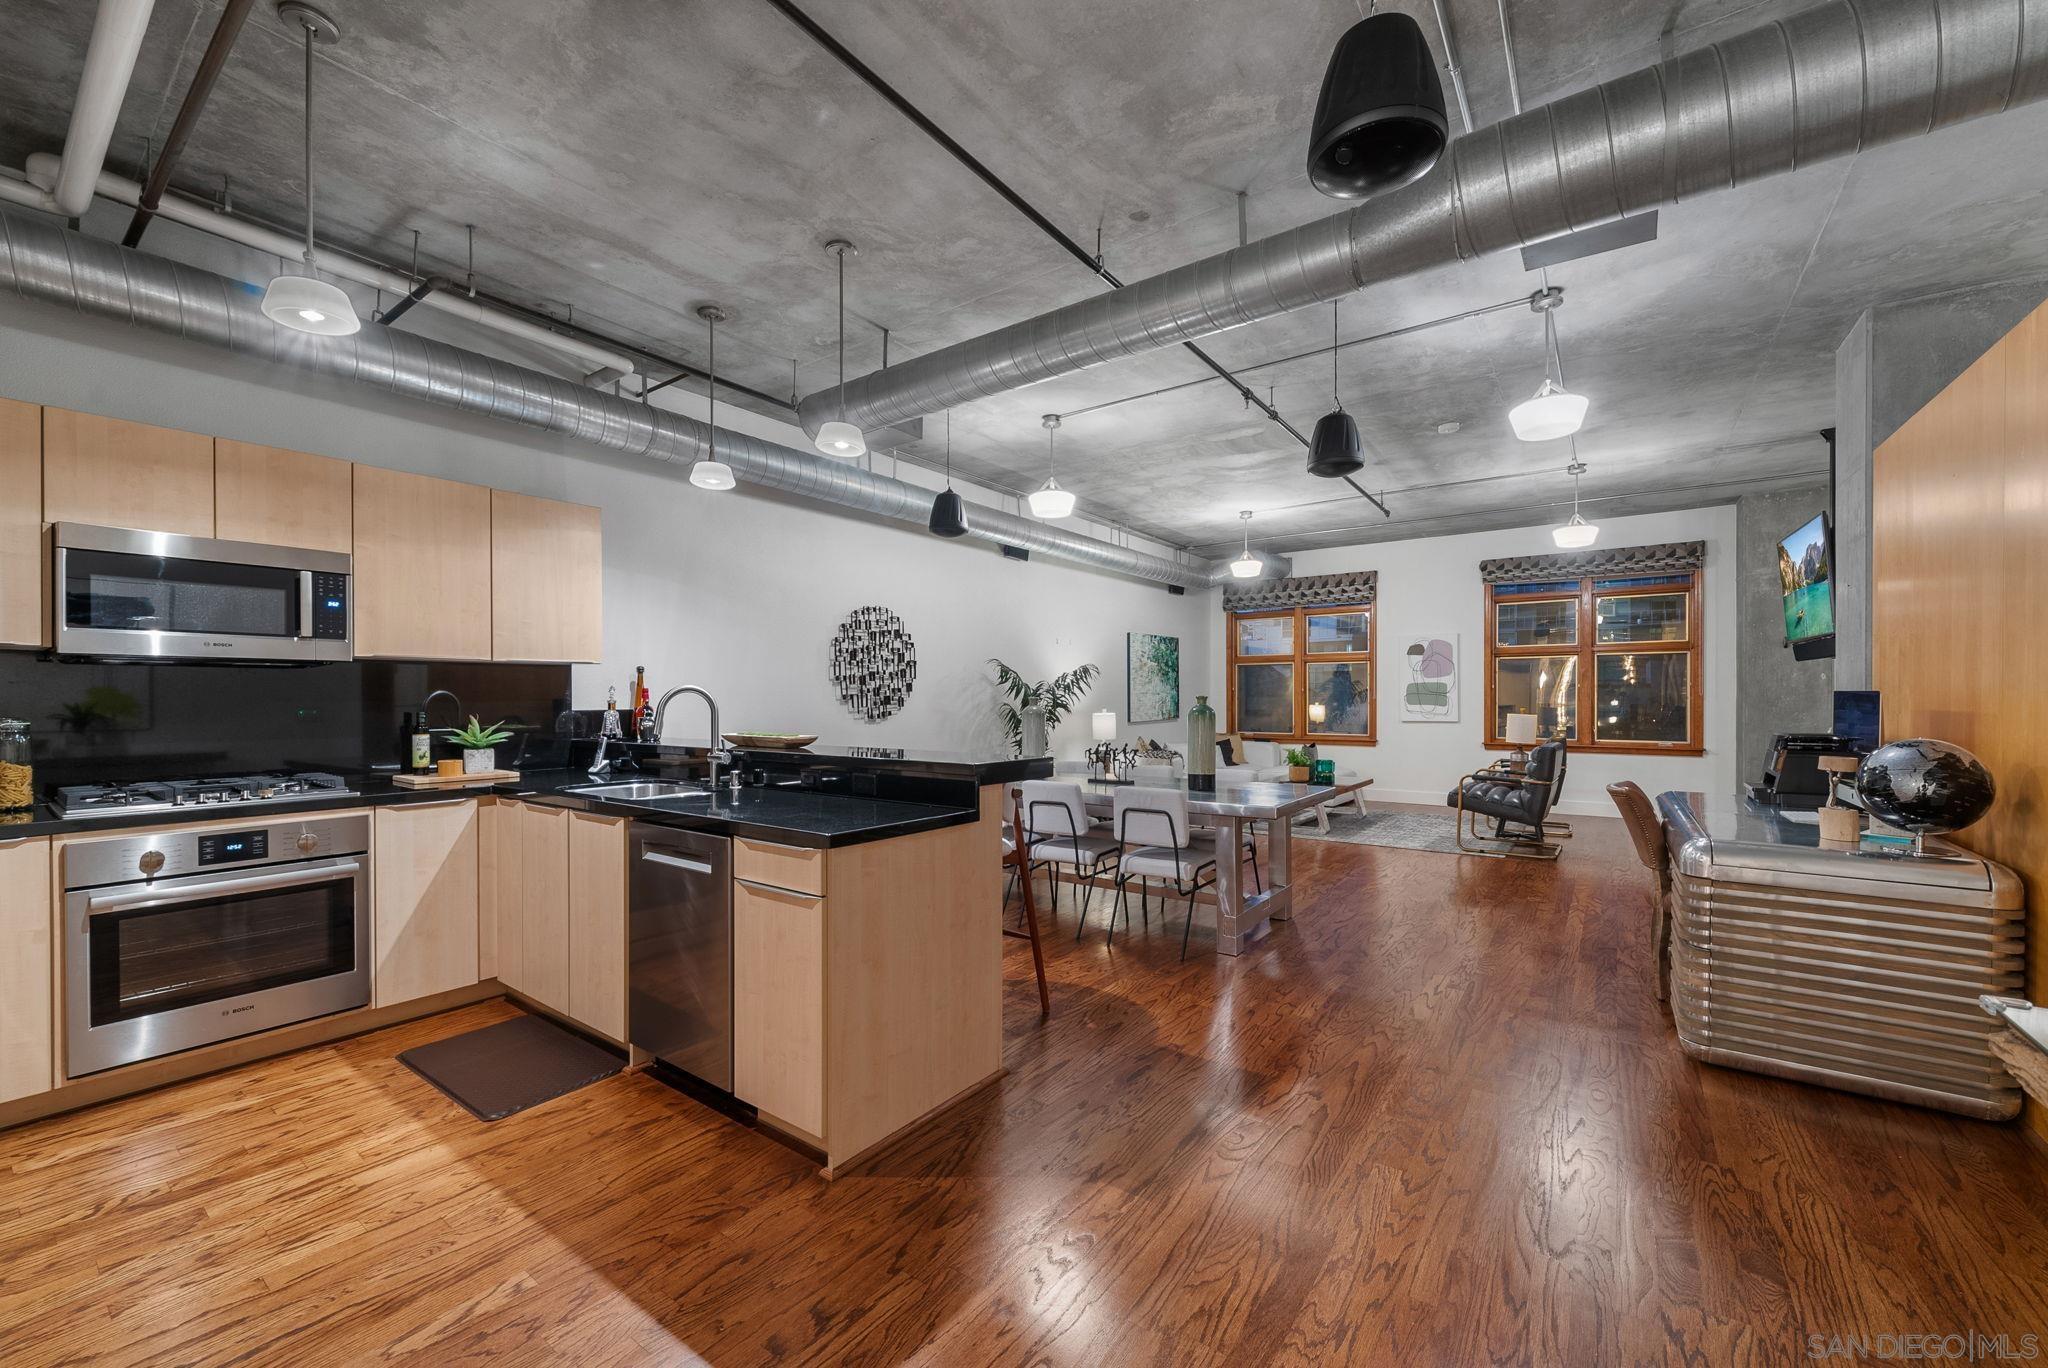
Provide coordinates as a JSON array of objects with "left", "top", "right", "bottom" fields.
[{"left": 84, "top": 858, "right": 365, "bottom": 917}]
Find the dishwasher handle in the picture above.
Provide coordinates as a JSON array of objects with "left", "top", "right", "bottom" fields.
[{"left": 641, "top": 848, "right": 714, "bottom": 876}]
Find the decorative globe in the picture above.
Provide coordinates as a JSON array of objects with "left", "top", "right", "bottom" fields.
[{"left": 1854, "top": 739, "right": 1995, "bottom": 838}]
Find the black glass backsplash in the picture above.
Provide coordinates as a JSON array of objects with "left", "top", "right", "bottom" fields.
[{"left": 0, "top": 654, "right": 570, "bottom": 793}]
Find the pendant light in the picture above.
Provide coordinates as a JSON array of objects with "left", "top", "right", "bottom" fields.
[
  {"left": 1028, "top": 414, "right": 1076, "bottom": 519},
  {"left": 260, "top": 4, "right": 358, "bottom": 337},
  {"left": 929, "top": 410, "right": 968, "bottom": 537},
  {"left": 1230, "top": 510, "right": 1263, "bottom": 578},
  {"left": 1509, "top": 291, "right": 1588, "bottom": 442},
  {"left": 689, "top": 305, "right": 735, "bottom": 491},
  {"left": 1308, "top": 300, "right": 1363, "bottom": 478},
  {"left": 1306, "top": 6, "right": 1449, "bottom": 198},
  {"left": 814, "top": 239, "right": 867, "bottom": 459},
  {"left": 1551, "top": 457, "right": 1599, "bottom": 548}
]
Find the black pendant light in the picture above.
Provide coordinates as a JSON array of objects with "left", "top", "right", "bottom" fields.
[
  {"left": 929, "top": 410, "right": 968, "bottom": 537},
  {"left": 1308, "top": 300, "right": 1364, "bottom": 478},
  {"left": 1306, "top": 7, "right": 1449, "bottom": 199}
]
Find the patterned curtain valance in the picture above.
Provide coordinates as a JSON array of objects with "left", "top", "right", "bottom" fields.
[
  {"left": 1223, "top": 570, "right": 1376, "bottom": 611},
  {"left": 1479, "top": 541, "right": 1705, "bottom": 585}
]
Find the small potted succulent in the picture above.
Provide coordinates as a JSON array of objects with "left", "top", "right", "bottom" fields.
[
  {"left": 447, "top": 716, "right": 515, "bottom": 774},
  {"left": 1284, "top": 746, "right": 1314, "bottom": 783}
]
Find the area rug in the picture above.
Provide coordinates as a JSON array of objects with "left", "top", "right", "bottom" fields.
[
  {"left": 1295, "top": 807, "right": 1465, "bottom": 854},
  {"left": 398, "top": 1012, "right": 625, "bottom": 1122}
]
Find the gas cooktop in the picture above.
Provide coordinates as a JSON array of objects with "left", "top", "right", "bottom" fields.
[{"left": 55, "top": 772, "right": 358, "bottom": 818}]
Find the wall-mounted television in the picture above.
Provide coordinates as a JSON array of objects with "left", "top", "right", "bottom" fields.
[{"left": 1777, "top": 512, "right": 1836, "bottom": 660}]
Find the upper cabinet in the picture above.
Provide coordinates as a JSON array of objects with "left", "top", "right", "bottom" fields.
[
  {"left": 491, "top": 490, "right": 602, "bottom": 664},
  {"left": 43, "top": 408, "right": 213, "bottom": 537},
  {"left": 351, "top": 465, "right": 493, "bottom": 661},
  {"left": 214, "top": 440, "right": 353, "bottom": 554},
  {"left": 0, "top": 399, "right": 43, "bottom": 648}
]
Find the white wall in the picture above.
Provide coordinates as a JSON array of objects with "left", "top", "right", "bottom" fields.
[
  {"left": 0, "top": 212, "right": 1208, "bottom": 760},
  {"left": 1205, "top": 507, "right": 1740, "bottom": 816}
]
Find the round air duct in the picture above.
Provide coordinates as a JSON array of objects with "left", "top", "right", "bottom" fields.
[{"left": 1305, "top": 12, "right": 1448, "bottom": 199}]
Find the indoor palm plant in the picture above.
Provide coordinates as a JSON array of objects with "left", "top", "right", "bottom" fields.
[
  {"left": 989, "top": 660, "right": 1100, "bottom": 757},
  {"left": 447, "top": 716, "right": 515, "bottom": 774},
  {"left": 1284, "top": 746, "right": 1314, "bottom": 783}
]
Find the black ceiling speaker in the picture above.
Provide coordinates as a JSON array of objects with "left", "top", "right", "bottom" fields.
[
  {"left": 1307, "top": 409, "right": 1363, "bottom": 477},
  {"left": 1306, "top": 12, "right": 1449, "bottom": 199},
  {"left": 928, "top": 486, "right": 968, "bottom": 537}
]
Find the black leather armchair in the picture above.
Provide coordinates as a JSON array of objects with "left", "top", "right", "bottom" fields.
[{"left": 1446, "top": 739, "right": 1565, "bottom": 859}]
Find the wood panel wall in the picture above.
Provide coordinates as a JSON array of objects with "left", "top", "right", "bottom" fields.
[{"left": 1873, "top": 297, "right": 2048, "bottom": 1140}]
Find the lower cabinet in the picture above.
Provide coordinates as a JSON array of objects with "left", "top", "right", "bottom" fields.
[
  {"left": 372, "top": 801, "right": 481, "bottom": 1009},
  {"left": 567, "top": 812, "right": 628, "bottom": 1042},
  {"left": 0, "top": 837, "right": 52, "bottom": 1104},
  {"left": 733, "top": 878, "right": 826, "bottom": 1138},
  {"left": 482, "top": 800, "right": 627, "bottom": 1041}
]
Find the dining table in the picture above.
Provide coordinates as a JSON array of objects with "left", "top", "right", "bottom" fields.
[{"left": 1013, "top": 774, "right": 1371, "bottom": 955}]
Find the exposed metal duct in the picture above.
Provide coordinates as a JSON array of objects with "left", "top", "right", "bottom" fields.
[
  {"left": 0, "top": 210, "right": 1263, "bottom": 588},
  {"left": 798, "top": 0, "right": 2048, "bottom": 437}
]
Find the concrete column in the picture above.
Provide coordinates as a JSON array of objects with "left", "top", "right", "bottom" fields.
[
  {"left": 1737, "top": 482, "right": 1835, "bottom": 783},
  {"left": 1833, "top": 277, "right": 2048, "bottom": 687}
]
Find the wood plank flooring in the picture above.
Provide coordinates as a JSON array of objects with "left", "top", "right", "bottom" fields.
[{"left": 3, "top": 809, "right": 2046, "bottom": 1365}]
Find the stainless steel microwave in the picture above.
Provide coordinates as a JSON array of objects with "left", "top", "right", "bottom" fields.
[{"left": 53, "top": 523, "right": 353, "bottom": 663}]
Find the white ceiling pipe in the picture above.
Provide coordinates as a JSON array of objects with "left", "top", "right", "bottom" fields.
[
  {"left": 22, "top": 154, "right": 637, "bottom": 384},
  {"left": 0, "top": 168, "right": 60, "bottom": 214},
  {"left": 50, "top": 0, "right": 156, "bottom": 218}
]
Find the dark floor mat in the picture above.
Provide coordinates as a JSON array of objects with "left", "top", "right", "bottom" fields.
[{"left": 398, "top": 1012, "right": 625, "bottom": 1122}]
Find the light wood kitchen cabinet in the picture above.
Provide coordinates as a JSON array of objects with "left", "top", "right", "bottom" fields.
[
  {"left": 213, "top": 440, "right": 353, "bottom": 553},
  {"left": 733, "top": 879, "right": 826, "bottom": 1138},
  {"left": 0, "top": 398, "right": 43, "bottom": 648},
  {"left": 568, "top": 812, "right": 629, "bottom": 1041},
  {"left": 351, "top": 465, "right": 492, "bottom": 660},
  {"left": 43, "top": 408, "right": 214, "bottom": 537},
  {"left": 484, "top": 799, "right": 571, "bottom": 1015},
  {"left": 0, "top": 837, "right": 52, "bottom": 1104},
  {"left": 372, "top": 800, "right": 481, "bottom": 1008},
  {"left": 490, "top": 489, "right": 601, "bottom": 663}
]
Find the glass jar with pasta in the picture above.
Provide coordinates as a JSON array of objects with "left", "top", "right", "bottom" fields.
[{"left": 0, "top": 719, "right": 33, "bottom": 812}]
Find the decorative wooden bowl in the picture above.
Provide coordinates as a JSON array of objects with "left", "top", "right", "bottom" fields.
[{"left": 724, "top": 733, "right": 819, "bottom": 750}]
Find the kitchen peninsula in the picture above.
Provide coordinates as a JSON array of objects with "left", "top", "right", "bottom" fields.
[{"left": 2, "top": 741, "right": 1050, "bottom": 1178}]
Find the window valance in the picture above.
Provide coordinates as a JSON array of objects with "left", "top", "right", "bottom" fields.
[
  {"left": 1479, "top": 541, "right": 1705, "bottom": 585},
  {"left": 1221, "top": 570, "right": 1376, "bottom": 611}
]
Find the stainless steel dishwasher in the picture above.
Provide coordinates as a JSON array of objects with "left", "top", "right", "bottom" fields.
[{"left": 628, "top": 824, "right": 733, "bottom": 1091}]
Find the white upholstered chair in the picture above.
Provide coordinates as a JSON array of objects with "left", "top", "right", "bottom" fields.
[
  {"left": 1019, "top": 780, "right": 1120, "bottom": 921},
  {"left": 1106, "top": 783, "right": 1218, "bottom": 958}
]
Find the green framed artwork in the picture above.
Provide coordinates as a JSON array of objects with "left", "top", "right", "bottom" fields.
[{"left": 1127, "top": 632, "right": 1181, "bottom": 724}]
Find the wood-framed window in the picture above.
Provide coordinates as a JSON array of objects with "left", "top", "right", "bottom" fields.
[
  {"left": 1226, "top": 602, "right": 1375, "bottom": 744},
  {"left": 1482, "top": 570, "right": 1703, "bottom": 756}
]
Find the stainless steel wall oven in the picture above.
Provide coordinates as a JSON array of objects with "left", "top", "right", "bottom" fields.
[{"left": 63, "top": 813, "right": 371, "bottom": 1076}]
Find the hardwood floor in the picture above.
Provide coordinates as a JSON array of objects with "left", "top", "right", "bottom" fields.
[{"left": 3, "top": 809, "right": 2046, "bottom": 1365}]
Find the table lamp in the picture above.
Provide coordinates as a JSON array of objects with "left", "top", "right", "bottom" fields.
[
  {"left": 1091, "top": 710, "right": 1118, "bottom": 779},
  {"left": 1504, "top": 712, "right": 1539, "bottom": 764},
  {"left": 1308, "top": 701, "right": 1327, "bottom": 726}
]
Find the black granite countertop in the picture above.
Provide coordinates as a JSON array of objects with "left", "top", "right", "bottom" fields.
[
  {"left": 727, "top": 743, "right": 1053, "bottom": 786},
  {"left": 1, "top": 767, "right": 979, "bottom": 849}
]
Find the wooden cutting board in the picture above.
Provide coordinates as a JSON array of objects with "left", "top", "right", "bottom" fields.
[{"left": 391, "top": 769, "right": 521, "bottom": 790}]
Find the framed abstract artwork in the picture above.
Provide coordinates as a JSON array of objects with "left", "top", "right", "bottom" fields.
[
  {"left": 1127, "top": 632, "right": 1181, "bottom": 724},
  {"left": 1400, "top": 634, "right": 1459, "bottom": 722}
]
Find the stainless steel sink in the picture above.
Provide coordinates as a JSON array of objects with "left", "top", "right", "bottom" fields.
[{"left": 565, "top": 781, "right": 711, "bottom": 802}]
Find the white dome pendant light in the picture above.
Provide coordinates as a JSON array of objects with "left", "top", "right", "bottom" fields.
[
  {"left": 1551, "top": 456, "right": 1599, "bottom": 548},
  {"left": 814, "top": 239, "right": 867, "bottom": 459},
  {"left": 1230, "top": 510, "right": 1263, "bottom": 578},
  {"left": 261, "top": 4, "right": 359, "bottom": 337},
  {"left": 689, "top": 304, "right": 736, "bottom": 491},
  {"left": 1508, "top": 287, "right": 1586, "bottom": 442},
  {"left": 1027, "top": 414, "right": 1076, "bottom": 519}
]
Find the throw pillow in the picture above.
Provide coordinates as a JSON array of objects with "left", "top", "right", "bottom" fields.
[{"left": 1217, "top": 736, "right": 1239, "bottom": 766}]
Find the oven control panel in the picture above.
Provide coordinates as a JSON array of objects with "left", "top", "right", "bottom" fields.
[{"left": 197, "top": 830, "right": 269, "bottom": 866}]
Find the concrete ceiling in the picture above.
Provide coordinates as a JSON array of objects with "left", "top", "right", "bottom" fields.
[{"left": 6, "top": 0, "right": 2048, "bottom": 556}]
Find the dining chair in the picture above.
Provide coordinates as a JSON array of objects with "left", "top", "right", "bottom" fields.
[
  {"left": 1107, "top": 784, "right": 1218, "bottom": 959},
  {"left": 1004, "top": 790, "right": 1051, "bottom": 1018},
  {"left": 1129, "top": 762, "right": 1261, "bottom": 893},
  {"left": 1019, "top": 780, "right": 1120, "bottom": 923},
  {"left": 1606, "top": 780, "right": 1672, "bottom": 1008}
]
